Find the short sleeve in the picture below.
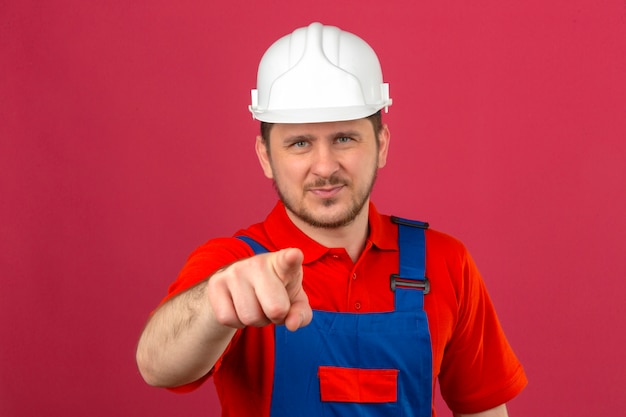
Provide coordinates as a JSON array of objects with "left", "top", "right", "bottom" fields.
[
  {"left": 438, "top": 249, "right": 527, "bottom": 413},
  {"left": 157, "top": 237, "right": 255, "bottom": 393}
]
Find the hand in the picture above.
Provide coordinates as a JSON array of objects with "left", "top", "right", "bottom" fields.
[{"left": 207, "top": 248, "right": 312, "bottom": 331}]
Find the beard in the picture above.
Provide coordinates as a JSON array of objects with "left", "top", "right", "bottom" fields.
[{"left": 273, "top": 169, "right": 378, "bottom": 230}]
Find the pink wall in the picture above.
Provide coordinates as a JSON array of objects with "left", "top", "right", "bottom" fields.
[{"left": 2, "top": 1, "right": 625, "bottom": 416}]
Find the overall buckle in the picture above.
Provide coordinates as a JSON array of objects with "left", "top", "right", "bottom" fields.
[{"left": 390, "top": 275, "right": 430, "bottom": 294}]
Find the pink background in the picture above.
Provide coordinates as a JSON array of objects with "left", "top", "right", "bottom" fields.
[{"left": 2, "top": 1, "right": 625, "bottom": 416}]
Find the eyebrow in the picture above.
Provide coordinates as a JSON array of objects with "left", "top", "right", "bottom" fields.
[
  {"left": 283, "top": 134, "right": 316, "bottom": 144},
  {"left": 333, "top": 131, "right": 362, "bottom": 139}
]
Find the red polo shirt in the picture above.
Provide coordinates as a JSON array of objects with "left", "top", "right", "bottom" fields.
[{"left": 162, "top": 201, "right": 527, "bottom": 415}]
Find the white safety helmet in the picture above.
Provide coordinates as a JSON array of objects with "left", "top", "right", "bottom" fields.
[{"left": 249, "top": 22, "right": 392, "bottom": 123}]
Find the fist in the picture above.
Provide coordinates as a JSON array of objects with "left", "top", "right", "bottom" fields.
[{"left": 208, "top": 248, "right": 313, "bottom": 331}]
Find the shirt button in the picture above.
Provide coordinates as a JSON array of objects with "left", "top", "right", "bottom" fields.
[
  {"left": 352, "top": 273, "right": 357, "bottom": 280},
  {"left": 354, "top": 302, "right": 361, "bottom": 310}
]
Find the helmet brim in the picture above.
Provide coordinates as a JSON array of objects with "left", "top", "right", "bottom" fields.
[{"left": 249, "top": 103, "right": 390, "bottom": 124}]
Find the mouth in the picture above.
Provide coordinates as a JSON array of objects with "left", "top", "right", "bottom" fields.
[{"left": 308, "top": 185, "right": 344, "bottom": 199}]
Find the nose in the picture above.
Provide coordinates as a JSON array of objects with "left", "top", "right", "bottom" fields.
[{"left": 310, "top": 143, "right": 340, "bottom": 179}]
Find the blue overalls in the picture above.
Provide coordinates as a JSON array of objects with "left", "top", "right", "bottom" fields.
[{"left": 237, "top": 216, "right": 432, "bottom": 417}]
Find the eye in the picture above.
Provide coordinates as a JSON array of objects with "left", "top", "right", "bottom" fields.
[
  {"left": 335, "top": 136, "right": 352, "bottom": 144},
  {"left": 292, "top": 140, "right": 308, "bottom": 148}
]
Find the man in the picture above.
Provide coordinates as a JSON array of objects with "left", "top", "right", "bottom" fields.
[{"left": 137, "top": 22, "right": 527, "bottom": 417}]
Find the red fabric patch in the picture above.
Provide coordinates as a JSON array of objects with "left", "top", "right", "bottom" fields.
[{"left": 318, "top": 366, "right": 398, "bottom": 403}]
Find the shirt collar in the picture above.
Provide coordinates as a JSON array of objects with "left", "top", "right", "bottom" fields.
[{"left": 366, "top": 202, "right": 398, "bottom": 251}]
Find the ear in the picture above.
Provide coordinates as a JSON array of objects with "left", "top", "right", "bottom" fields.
[
  {"left": 255, "top": 135, "right": 274, "bottom": 179},
  {"left": 377, "top": 124, "right": 391, "bottom": 168}
]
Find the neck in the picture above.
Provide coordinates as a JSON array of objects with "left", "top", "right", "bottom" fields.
[{"left": 287, "top": 204, "right": 370, "bottom": 262}]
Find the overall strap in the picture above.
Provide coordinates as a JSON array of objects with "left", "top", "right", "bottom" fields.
[
  {"left": 390, "top": 216, "right": 430, "bottom": 311},
  {"left": 236, "top": 235, "right": 269, "bottom": 255}
]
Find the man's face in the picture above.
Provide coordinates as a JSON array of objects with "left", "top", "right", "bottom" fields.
[{"left": 256, "top": 118, "right": 390, "bottom": 229}]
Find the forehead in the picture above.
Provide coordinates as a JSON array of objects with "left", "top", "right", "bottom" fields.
[{"left": 270, "top": 118, "right": 373, "bottom": 140}]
